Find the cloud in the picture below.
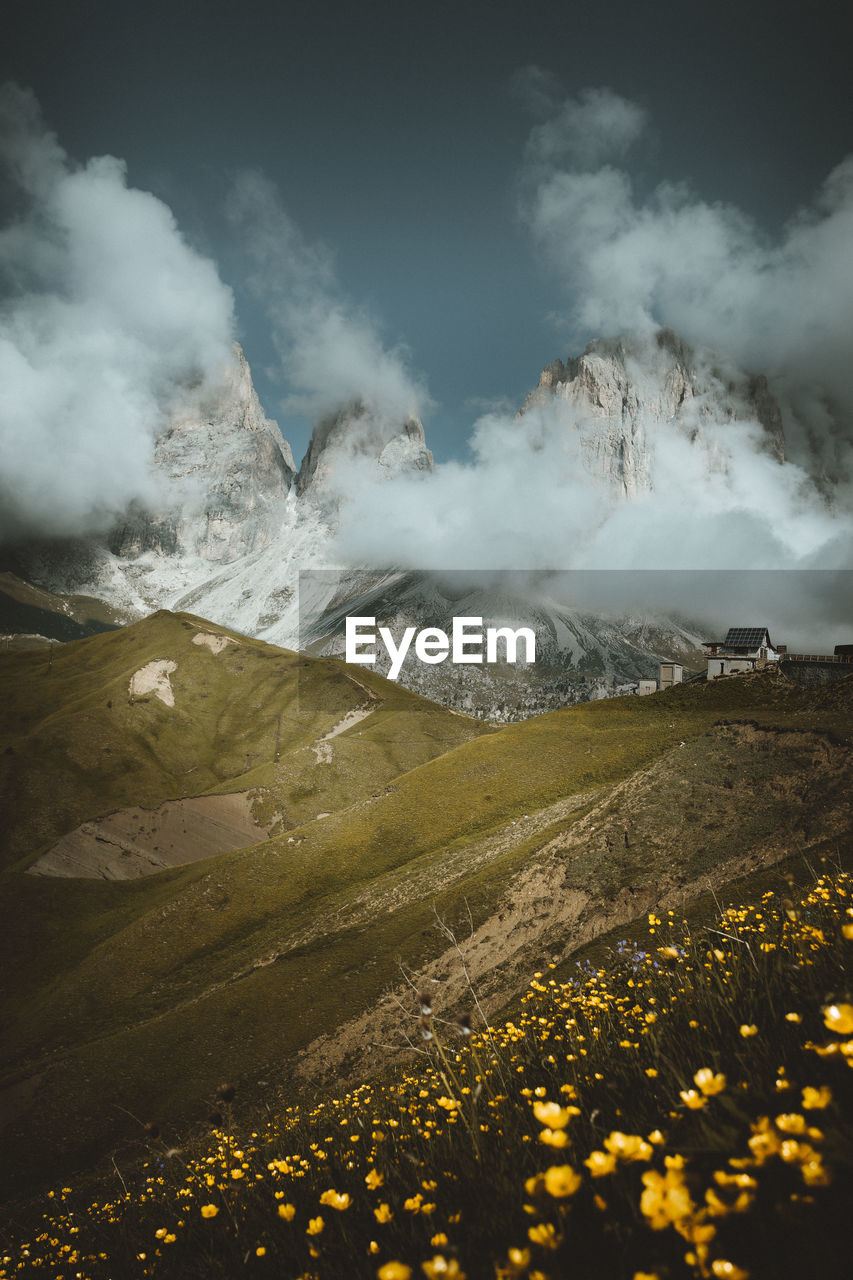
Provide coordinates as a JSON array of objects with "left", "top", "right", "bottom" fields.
[
  {"left": 332, "top": 364, "right": 852, "bottom": 578},
  {"left": 514, "top": 76, "right": 853, "bottom": 485},
  {"left": 325, "top": 76, "right": 853, "bottom": 595},
  {"left": 0, "top": 83, "right": 235, "bottom": 539},
  {"left": 226, "top": 169, "right": 430, "bottom": 429},
  {"left": 514, "top": 74, "right": 649, "bottom": 173}
]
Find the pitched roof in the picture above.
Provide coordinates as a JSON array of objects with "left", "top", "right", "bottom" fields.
[{"left": 724, "top": 627, "right": 771, "bottom": 647}]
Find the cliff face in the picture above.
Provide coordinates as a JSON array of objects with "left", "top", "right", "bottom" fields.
[
  {"left": 296, "top": 400, "right": 433, "bottom": 499},
  {"left": 520, "top": 329, "right": 786, "bottom": 496},
  {"left": 108, "top": 345, "right": 296, "bottom": 563}
]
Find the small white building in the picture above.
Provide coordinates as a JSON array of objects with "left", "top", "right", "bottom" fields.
[
  {"left": 659, "top": 661, "right": 684, "bottom": 689},
  {"left": 637, "top": 678, "right": 657, "bottom": 696},
  {"left": 703, "top": 627, "right": 782, "bottom": 680}
]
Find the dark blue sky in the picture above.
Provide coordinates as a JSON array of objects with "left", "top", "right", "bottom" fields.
[{"left": 4, "top": 0, "right": 852, "bottom": 465}]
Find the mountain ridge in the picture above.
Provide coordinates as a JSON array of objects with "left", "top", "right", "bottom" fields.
[{"left": 0, "top": 330, "right": 800, "bottom": 714}]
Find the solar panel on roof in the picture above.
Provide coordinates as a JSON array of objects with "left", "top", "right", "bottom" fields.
[{"left": 724, "top": 627, "right": 768, "bottom": 646}]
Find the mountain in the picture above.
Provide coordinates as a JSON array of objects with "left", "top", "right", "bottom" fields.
[
  {"left": 298, "top": 568, "right": 707, "bottom": 720},
  {"left": 521, "top": 327, "right": 785, "bottom": 496},
  {"left": 0, "top": 331, "right": 793, "bottom": 715},
  {"left": 107, "top": 344, "right": 296, "bottom": 564},
  {"left": 1, "top": 614, "right": 851, "bottom": 1200},
  {"left": 295, "top": 399, "right": 433, "bottom": 497}
]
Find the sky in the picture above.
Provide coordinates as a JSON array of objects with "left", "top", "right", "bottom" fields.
[
  {"left": 3, "top": 0, "right": 852, "bottom": 468},
  {"left": 1, "top": 0, "right": 852, "bottom": 634}
]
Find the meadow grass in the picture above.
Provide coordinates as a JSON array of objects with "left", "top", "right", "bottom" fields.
[{"left": 3, "top": 863, "right": 850, "bottom": 1280}]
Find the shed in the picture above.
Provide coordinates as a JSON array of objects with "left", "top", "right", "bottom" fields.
[{"left": 659, "top": 661, "right": 684, "bottom": 689}]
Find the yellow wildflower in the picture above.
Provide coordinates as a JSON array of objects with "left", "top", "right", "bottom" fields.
[
  {"left": 823, "top": 1003, "right": 853, "bottom": 1035},
  {"left": 527, "top": 1221, "right": 561, "bottom": 1249},
  {"left": 374, "top": 1203, "right": 393, "bottom": 1224},
  {"left": 421, "top": 1257, "right": 466, "bottom": 1279},
  {"left": 680, "top": 1089, "right": 707, "bottom": 1110},
  {"left": 532, "top": 1101, "right": 577, "bottom": 1129},
  {"left": 802, "top": 1085, "right": 832, "bottom": 1110},
  {"left": 604, "top": 1132, "right": 653, "bottom": 1162},
  {"left": 365, "top": 1168, "right": 385, "bottom": 1190},
  {"left": 306, "top": 1216, "right": 324, "bottom": 1236},
  {"left": 277, "top": 1203, "right": 296, "bottom": 1221},
  {"left": 710, "top": 1262, "right": 749, "bottom": 1280},
  {"left": 319, "top": 1189, "right": 352, "bottom": 1210},
  {"left": 543, "top": 1164, "right": 582, "bottom": 1197},
  {"left": 775, "top": 1113, "right": 808, "bottom": 1134},
  {"left": 538, "top": 1128, "right": 570, "bottom": 1149},
  {"left": 584, "top": 1150, "right": 617, "bottom": 1177},
  {"left": 747, "top": 1116, "right": 781, "bottom": 1162},
  {"left": 640, "top": 1166, "right": 695, "bottom": 1230},
  {"left": 378, "top": 1265, "right": 412, "bottom": 1280},
  {"left": 694, "top": 1068, "right": 726, "bottom": 1096},
  {"left": 200, "top": 1204, "right": 219, "bottom": 1219}
]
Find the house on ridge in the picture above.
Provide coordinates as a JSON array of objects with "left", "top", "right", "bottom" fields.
[{"left": 702, "top": 627, "right": 783, "bottom": 680}]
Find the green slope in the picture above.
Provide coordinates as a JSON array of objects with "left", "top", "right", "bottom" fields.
[
  {"left": 0, "top": 609, "right": 489, "bottom": 870},
  {"left": 1, "top": 619, "right": 852, "bottom": 1202},
  {"left": 0, "top": 570, "right": 124, "bottom": 642}
]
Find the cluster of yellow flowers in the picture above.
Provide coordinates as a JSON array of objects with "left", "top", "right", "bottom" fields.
[{"left": 2, "top": 871, "right": 850, "bottom": 1280}]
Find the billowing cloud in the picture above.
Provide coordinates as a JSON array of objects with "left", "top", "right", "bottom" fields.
[
  {"left": 332, "top": 364, "right": 852, "bottom": 577},
  {"left": 325, "top": 76, "right": 853, "bottom": 587},
  {"left": 1, "top": 80, "right": 849, "bottom": 646},
  {"left": 514, "top": 74, "right": 853, "bottom": 485},
  {"left": 226, "top": 170, "right": 430, "bottom": 428},
  {"left": 0, "top": 83, "right": 235, "bottom": 538}
]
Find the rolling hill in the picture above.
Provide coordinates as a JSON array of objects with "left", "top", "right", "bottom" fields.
[{"left": 1, "top": 613, "right": 852, "bottom": 1203}]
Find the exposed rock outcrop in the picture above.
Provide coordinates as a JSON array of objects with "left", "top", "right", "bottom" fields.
[
  {"left": 108, "top": 344, "right": 296, "bottom": 562},
  {"left": 296, "top": 400, "right": 432, "bottom": 499},
  {"left": 521, "top": 329, "right": 786, "bottom": 496}
]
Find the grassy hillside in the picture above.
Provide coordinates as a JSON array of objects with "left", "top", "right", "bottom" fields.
[
  {"left": 0, "top": 609, "right": 488, "bottom": 870},
  {"left": 0, "top": 618, "right": 851, "bottom": 1204},
  {"left": 2, "top": 863, "right": 851, "bottom": 1279},
  {"left": 0, "top": 570, "right": 124, "bottom": 642}
]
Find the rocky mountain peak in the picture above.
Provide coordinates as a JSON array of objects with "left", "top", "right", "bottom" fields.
[
  {"left": 522, "top": 328, "right": 786, "bottom": 497},
  {"left": 296, "top": 400, "right": 433, "bottom": 499},
  {"left": 108, "top": 343, "right": 296, "bottom": 564}
]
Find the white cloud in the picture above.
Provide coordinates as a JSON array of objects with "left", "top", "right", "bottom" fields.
[
  {"left": 0, "top": 83, "right": 235, "bottom": 538},
  {"left": 226, "top": 169, "right": 430, "bottom": 428},
  {"left": 515, "top": 77, "right": 853, "bottom": 485},
  {"left": 327, "top": 66, "right": 853, "bottom": 582}
]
